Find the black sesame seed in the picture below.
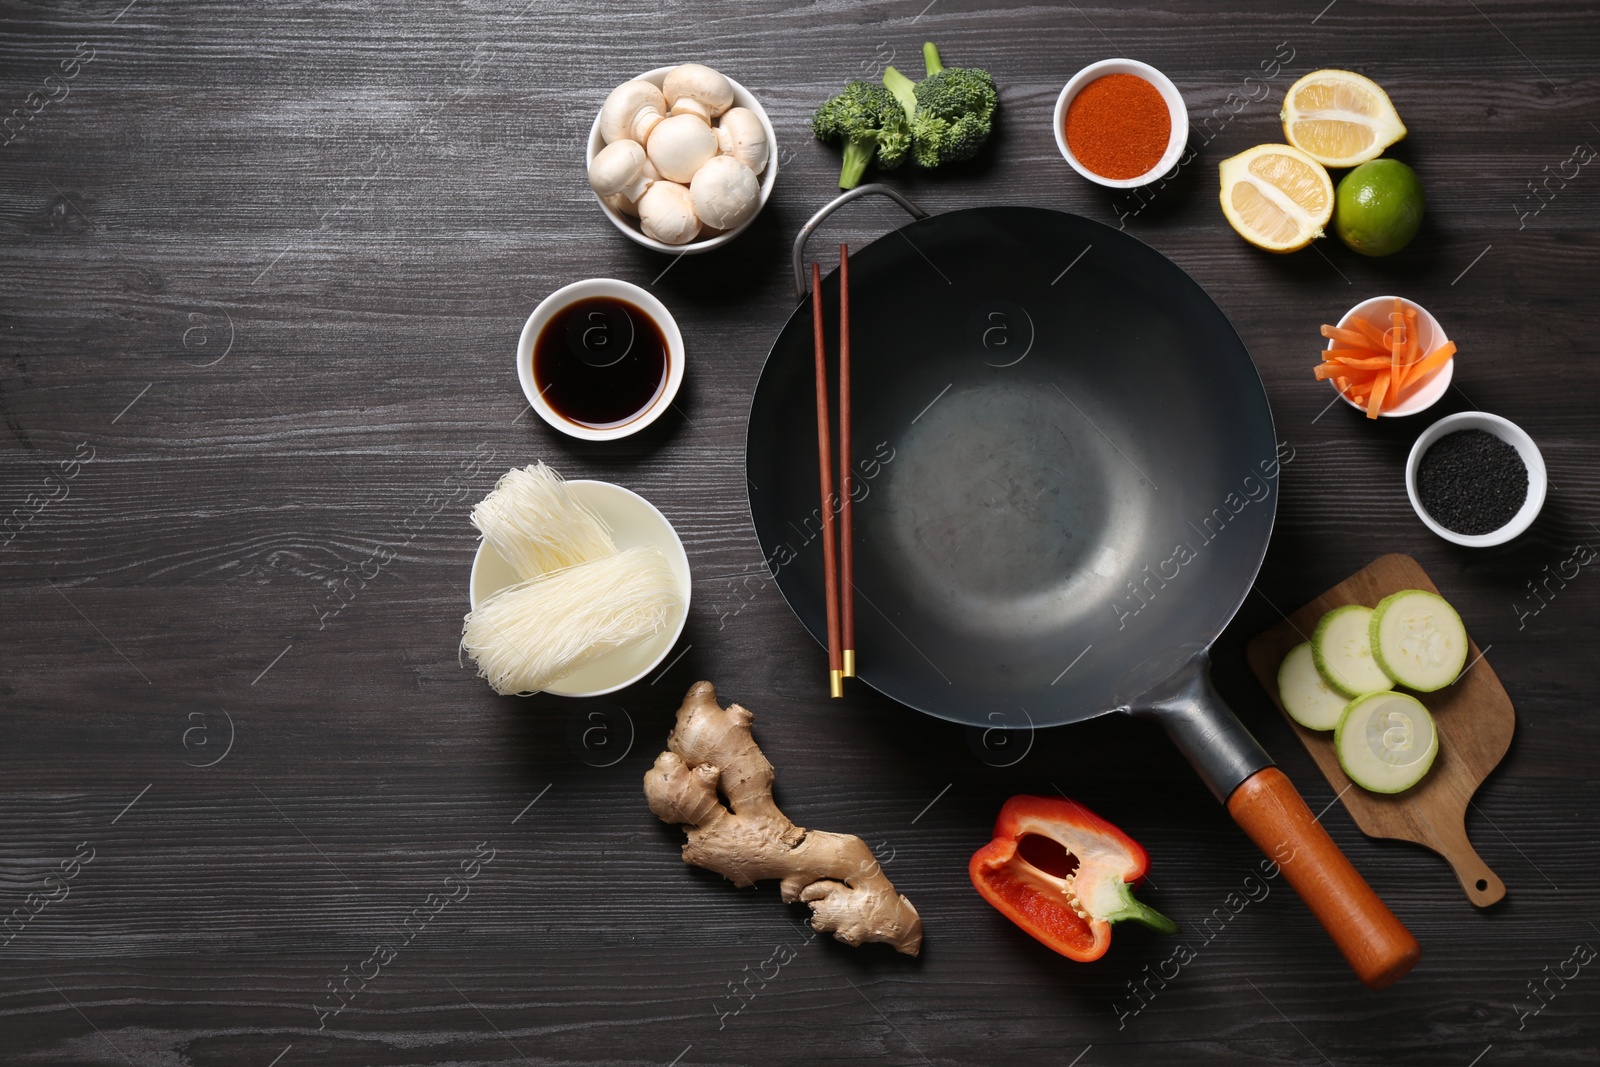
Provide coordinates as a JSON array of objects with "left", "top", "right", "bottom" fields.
[{"left": 1417, "top": 429, "right": 1528, "bottom": 536}]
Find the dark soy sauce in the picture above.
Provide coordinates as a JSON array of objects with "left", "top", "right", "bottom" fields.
[{"left": 533, "top": 296, "right": 668, "bottom": 429}]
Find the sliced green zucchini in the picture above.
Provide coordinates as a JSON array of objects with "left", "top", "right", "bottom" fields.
[
  {"left": 1335, "top": 691, "right": 1438, "bottom": 794},
  {"left": 1370, "top": 589, "right": 1469, "bottom": 692},
  {"left": 1312, "top": 605, "right": 1394, "bottom": 698},
  {"left": 1277, "top": 641, "right": 1347, "bottom": 731}
]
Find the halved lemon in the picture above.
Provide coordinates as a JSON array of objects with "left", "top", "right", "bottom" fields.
[
  {"left": 1281, "top": 69, "right": 1407, "bottom": 168},
  {"left": 1218, "top": 144, "right": 1334, "bottom": 253}
]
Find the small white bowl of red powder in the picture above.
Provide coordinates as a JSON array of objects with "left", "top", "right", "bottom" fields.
[{"left": 1054, "top": 59, "right": 1188, "bottom": 188}]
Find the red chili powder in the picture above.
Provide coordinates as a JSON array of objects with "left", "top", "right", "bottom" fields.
[{"left": 1065, "top": 73, "right": 1171, "bottom": 180}]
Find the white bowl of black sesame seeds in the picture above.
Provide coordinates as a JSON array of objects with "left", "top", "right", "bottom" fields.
[{"left": 1406, "top": 412, "right": 1546, "bottom": 547}]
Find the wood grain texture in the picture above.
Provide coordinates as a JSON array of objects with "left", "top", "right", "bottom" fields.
[
  {"left": 3, "top": 0, "right": 1599, "bottom": 1064},
  {"left": 1246, "top": 554, "right": 1517, "bottom": 908}
]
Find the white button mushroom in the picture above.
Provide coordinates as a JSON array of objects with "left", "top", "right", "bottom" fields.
[
  {"left": 714, "top": 107, "right": 768, "bottom": 176},
  {"left": 588, "top": 139, "right": 658, "bottom": 204},
  {"left": 662, "top": 63, "right": 734, "bottom": 124},
  {"left": 599, "top": 80, "right": 667, "bottom": 145},
  {"left": 602, "top": 192, "right": 639, "bottom": 218},
  {"left": 637, "top": 181, "right": 701, "bottom": 245},
  {"left": 689, "top": 155, "right": 760, "bottom": 232},
  {"left": 645, "top": 113, "right": 717, "bottom": 184}
]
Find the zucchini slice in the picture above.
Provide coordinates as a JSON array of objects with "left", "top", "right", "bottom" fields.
[
  {"left": 1312, "top": 605, "right": 1394, "bottom": 698},
  {"left": 1370, "top": 589, "right": 1469, "bottom": 692},
  {"left": 1335, "top": 691, "right": 1439, "bottom": 794},
  {"left": 1277, "top": 641, "right": 1347, "bottom": 731}
]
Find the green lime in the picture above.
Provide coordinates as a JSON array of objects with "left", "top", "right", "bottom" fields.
[{"left": 1333, "top": 159, "right": 1424, "bottom": 257}]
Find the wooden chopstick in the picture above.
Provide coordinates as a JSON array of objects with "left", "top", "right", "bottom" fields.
[
  {"left": 810, "top": 261, "right": 844, "bottom": 698},
  {"left": 837, "top": 244, "right": 856, "bottom": 679}
]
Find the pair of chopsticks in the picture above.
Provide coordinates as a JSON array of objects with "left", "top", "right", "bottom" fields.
[{"left": 810, "top": 245, "right": 856, "bottom": 699}]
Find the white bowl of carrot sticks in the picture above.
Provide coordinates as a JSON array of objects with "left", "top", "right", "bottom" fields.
[{"left": 1316, "top": 295, "right": 1455, "bottom": 418}]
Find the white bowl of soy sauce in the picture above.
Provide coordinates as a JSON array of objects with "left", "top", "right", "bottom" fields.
[
  {"left": 1406, "top": 412, "right": 1546, "bottom": 547},
  {"left": 517, "top": 278, "right": 684, "bottom": 441}
]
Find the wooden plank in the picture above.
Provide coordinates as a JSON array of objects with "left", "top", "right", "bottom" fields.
[{"left": 3, "top": 0, "right": 1599, "bottom": 1063}]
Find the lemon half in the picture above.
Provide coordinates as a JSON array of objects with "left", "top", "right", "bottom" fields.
[
  {"left": 1281, "top": 69, "right": 1407, "bottom": 168},
  {"left": 1218, "top": 144, "right": 1334, "bottom": 253}
]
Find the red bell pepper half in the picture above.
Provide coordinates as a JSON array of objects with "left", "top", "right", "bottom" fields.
[{"left": 969, "top": 795, "right": 1176, "bottom": 961}]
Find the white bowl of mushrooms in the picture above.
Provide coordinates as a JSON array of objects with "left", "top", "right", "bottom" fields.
[{"left": 587, "top": 63, "right": 777, "bottom": 253}]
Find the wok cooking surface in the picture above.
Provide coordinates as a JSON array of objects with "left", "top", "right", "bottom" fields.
[{"left": 747, "top": 207, "right": 1279, "bottom": 728}]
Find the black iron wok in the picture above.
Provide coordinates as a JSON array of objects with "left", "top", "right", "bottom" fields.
[{"left": 745, "top": 188, "right": 1419, "bottom": 988}]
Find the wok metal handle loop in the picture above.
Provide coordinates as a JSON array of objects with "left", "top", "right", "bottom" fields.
[{"left": 791, "top": 184, "right": 928, "bottom": 300}]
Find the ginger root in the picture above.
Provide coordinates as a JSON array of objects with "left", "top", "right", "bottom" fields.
[{"left": 644, "top": 681, "right": 923, "bottom": 955}]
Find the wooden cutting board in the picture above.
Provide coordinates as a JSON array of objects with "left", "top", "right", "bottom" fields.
[{"left": 1245, "top": 554, "right": 1515, "bottom": 907}]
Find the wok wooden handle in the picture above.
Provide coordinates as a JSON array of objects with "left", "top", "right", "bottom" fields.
[{"left": 1227, "top": 767, "right": 1420, "bottom": 989}]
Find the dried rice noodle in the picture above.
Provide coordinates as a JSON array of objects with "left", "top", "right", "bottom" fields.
[
  {"left": 471, "top": 463, "right": 614, "bottom": 580},
  {"left": 462, "top": 546, "right": 680, "bottom": 695}
]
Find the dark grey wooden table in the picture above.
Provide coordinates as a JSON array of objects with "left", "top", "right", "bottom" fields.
[{"left": 4, "top": 1, "right": 1598, "bottom": 1063}]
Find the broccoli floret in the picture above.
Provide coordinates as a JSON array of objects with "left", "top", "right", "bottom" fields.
[
  {"left": 812, "top": 80, "right": 911, "bottom": 189},
  {"left": 883, "top": 41, "right": 997, "bottom": 168},
  {"left": 882, "top": 65, "right": 919, "bottom": 124},
  {"left": 909, "top": 112, "right": 991, "bottom": 167}
]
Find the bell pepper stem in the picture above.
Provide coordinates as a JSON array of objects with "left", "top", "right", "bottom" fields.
[{"left": 1105, "top": 879, "right": 1178, "bottom": 935}]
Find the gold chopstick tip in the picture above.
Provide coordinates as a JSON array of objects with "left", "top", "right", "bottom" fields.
[
  {"left": 829, "top": 670, "right": 844, "bottom": 699},
  {"left": 842, "top": 649, "right": 856, "bottom": 678}
]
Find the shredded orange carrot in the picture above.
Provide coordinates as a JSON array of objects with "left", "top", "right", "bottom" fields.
[
  {"left": 1395, "top": 353, "right": 1418, "bottom": 392},
  {"left": 1315, "top": 303, "right": 1452, "bottom": 415},
  {"left": 1351, "top": 317, "right": 1389, "bottom": 348},
  {"left": 1401, "top": 341, "right": 1456, "bottom": 389},
  {"left": 1323, "top": 363, "right": 1382, "bottom": 382},
  {"left": 1389, "top": 299, "right": 1405, "bottom": 383},
  {"left": 1320, "top": 325, "right": 1372, "bottom": 348},
  {"left": 1366, "top": 372, "right": 1390, "bottom": 419}
]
